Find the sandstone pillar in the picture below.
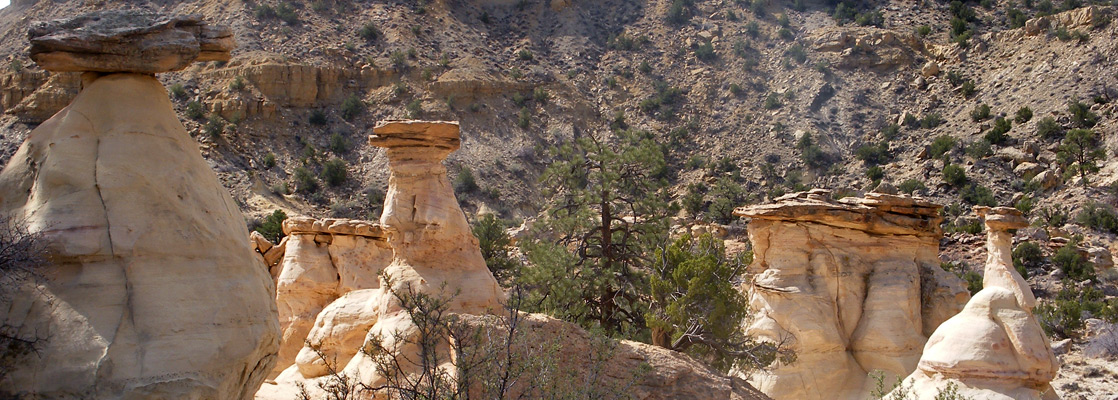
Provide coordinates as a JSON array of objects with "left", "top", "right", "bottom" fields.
[
  {"left": 891, "top": 207, "right": 1060, "bottom": 399},
  {"left": 734, "top": 190, "right": 970, "bottom": 400},
  {"left": 0, "top": 10, "right": 277, "bottom": 399}
]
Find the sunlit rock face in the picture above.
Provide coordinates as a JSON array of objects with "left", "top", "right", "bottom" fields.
[
  {"left": 889, "top": 207, "right": 1060, "bottom": 400},
  {"left": 735, "top": 190, "right": 969, "bottom": 400}
]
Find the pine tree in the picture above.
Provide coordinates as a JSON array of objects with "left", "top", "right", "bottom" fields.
[
  {"left": 647, "top": 234, "right": 776, "bottom": 372},
  {"left": 519, "top": 129, "right": 668, "bottom": 338},
  {"left": 1058, "top": 129, "right": 1106, "bottom": 185}
]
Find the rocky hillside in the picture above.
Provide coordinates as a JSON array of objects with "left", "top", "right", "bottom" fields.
[
  {"left": 0, "top": 0, "right": 1114, "bottom": 223},
  {"left": 2, "top": 0, "right": 1118, "bottom": 398}
]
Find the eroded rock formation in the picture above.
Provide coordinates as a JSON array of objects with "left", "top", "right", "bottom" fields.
[
  {"left": 734, "top": 190, "right": 970, "bottom": 400},
  {"left": 252, "top": 217, "right": 393, "bottom": 377},
  {"left": 0, "top": 11, "right": 278, "bottom": 399},
  {"left": 256, "top": 121, "right": 771, "bottom": 400},
  {"left": 29, "top": 10, "right": 233, "bottom": 74},
  {"left": 890, "top": 207, "right": 1060, "bottom": 400}
]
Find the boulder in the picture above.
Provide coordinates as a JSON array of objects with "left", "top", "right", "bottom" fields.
[
  {"left": 0, "top": 72, "right": 279, "bottom": 399},
  {"left": 889, "top": 207, "right": 1059, "bottom": 399},
  {"left": 734, "top": 190, "right": 969, "bottom": 400},
  {"left": 29, "top": 11, "right": 233, "bottom": 74}
]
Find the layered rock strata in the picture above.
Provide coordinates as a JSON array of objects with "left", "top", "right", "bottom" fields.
[
  {"left": 29, "top": 10, "right": 233, "bottom": 74},
  {"left": 890, "top": 207, "right": 1060, "bottom": 400},
  {"left": 734, "top": 190, "right": 970, "bottom": 400},
  {"left": 0, "top": 11, "right": 277, "bottom": 399}
]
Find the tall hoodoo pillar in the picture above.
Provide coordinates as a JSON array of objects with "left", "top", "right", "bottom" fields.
[
  {"left": 0, "top": 10, "right": 277, "bottom": 400},
  {"left": 890, "top": 206, "right": 1060, "bottom": 399}
]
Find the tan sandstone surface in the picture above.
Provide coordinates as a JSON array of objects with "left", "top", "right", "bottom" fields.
[
  {"left": 734, "top": 189, "right": 970, "bottom": 400},
  {"left": 0, "top": 12, "right": 278, "bottom": 399},
  {"left": 890, "top": 207, "right": 1061, "bottom": 400}
]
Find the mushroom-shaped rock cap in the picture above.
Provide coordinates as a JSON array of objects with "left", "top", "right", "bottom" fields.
[
  {"left": 369, "top": 120, "right": 460, "bottom": 151},
  {"left": 975, "top": 206, "right": 1029, "bottom": 231},
  {"left": 29, "top": 10, "right": 233, "bottom": 73},
  {"left": 734, "top": 189, "right": 944, "bottom": 237}
]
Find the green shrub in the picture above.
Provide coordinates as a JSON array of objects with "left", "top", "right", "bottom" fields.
[
  {"left": 1015, "top": 195, "right": 1034, "bottom": 214},
  {"left": 390, "top": 51, "right": 407, "bottom": 70},
  {"left": 1036, "top": 282, "right": 1116, "bottom": 338},
  {"left": 1053, "top": 241, "right": 1094, "bottom": 281},
  {"left": 309, "top": 109, "right": 328, "bottom": 125},
  {"left": 255, "top": 3, "right": 298, "bottom": 24},
  {"left": 253, "top": 209, "right": 288, "bottom": 243},
  {"left": 667, "top": 0, "right": 689, "bottom": 24},
  {"left": 359, "top": 22, "right": 380, "bottom": 41},
  {"left": 293, "top": 167, "right": 319, "bottom": 194},
  {"left": 682, "top": 183, "right": 707, "bottom": 215},
  {"left": 966, "top": 139, "right": 993, "bottom": 158},
  {"left": 745, "top": 21, "right": 760, "bottom": 37},
  {"left": 880, "top": 123, "right": 900, "bottom": 140},
  {"left": 763, "top": 93, "right": 782, "bottom": 109},
  {"left": 517, "top": 107, "right": 530, "bottom": 128},
  {"left": 899, "top": 179, "right": 927, "bottom": 194},
  {"left": 329, "top": 133, "right": 349, "bottom": 154},
  {"left": 962, "top": 270, "right": 983, "bottom": 294},
  {"left": 960, "top": 183, "right": 996, "bottom": 206},
  {"left": 517, "top": 49, "right": 533, "bottom": 61},
  {"left": 186, "top": 101, "right": 205, "bottom": 119},
  {"left": 929, "top": 135, "right": 957, "bottom": 158},
  {"left": 533, "top": 87, "right": 550, "bottom": 104},
  {"left": 777, "top": 28, "right": 795, "bottom": 41},
  {"left": 169, "top": 83, "right": 187, "bottom": 99},
  {"left": 920, "top": 113, "right": 944, "bottom": 129},
  {"left": 1007, "top": 7, "right": 1028, "bottom": 28},
  {"left": 454, "top": 167, "right": 479, "bottom": 193},
  {"left": 797, "top": 133, "right": 830, "bottom": 170},
  {"left": 1012, "top": 241, "right": 1043, "bottom": 278},
  {"left": 694, "top": 41, "right": 716, "bottom": 61},
  {"left": 855, "top": 141, "right": 891, "bottom": 165},
  {"left": 204, "top": 115, "right": 225, "bottom": 139},
  {"left": 915, "top": 25, "right": 932, "bottom": 36},
  {"left": 262, "top": 152, "right": 277, "bottom": 169},
  {"left": 865, "top": 166, "right": 885, "bottom": 183},
  {"left": 971, "top": 104, "right": 991, "bottom": 121},
  {"left": 1068, "top": 99, "right": 1099, "bottom": 128},
  {"left": 984, "top": 117, "right": 1011, "bottom": 145},
  {"left": 946, "top": 70, "right": 966, "bottom": 86},
  {"left": 750, "top": 0, "right": 766, "bottom": 16},
  {"left": 959, "top": 80, "right": 976, "bottom": 97},
  {"left": 785, "top": 44, "right": 807, "bottom": 63},
  {"left": 1058, "top": 128, "right": 1106, "bottom": 185},
  {"left": 639, "top": 81, "right": 686, "bottom": 119},
  {"left": 1037, "top": 116, "right": 1064, "bottom": 140},
  {"left": 229, "top": 76, "right": 246, "bottom": 91},
  {"left": 1015, "top": 106, "right": 1033, "bottom": 123},
  {"left": 322, "top": 158, "right": 348, "bottom": 187},
  {"left": 943, "top": 164, "right": 967, "bottom": 186},
  {"left": 8, "top": 59, "right": 22, "bottom": 72},
  {"left": 1076, "top": 202, "right": 1118, "bottom": 234},
  {"left": 341, "top": 95, "right": 364, "bottom": 120},
  {"left": 471, "top": 214, "right": 520, "bottom": 285}
]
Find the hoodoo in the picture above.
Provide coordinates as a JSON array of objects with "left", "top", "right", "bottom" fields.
[
  {"left": 890, "top": 206, "right": 1060, "bottom": 399},
  {"left": 0, "top": 11, "right": 277, "bottom": 399},
  {"left": 734, "top": 190, "right": 970, "bottom": 400}
]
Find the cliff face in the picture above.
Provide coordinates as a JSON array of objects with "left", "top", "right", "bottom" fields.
[{"left": 735, "top": 190, "right": 969, "bottom": 400}]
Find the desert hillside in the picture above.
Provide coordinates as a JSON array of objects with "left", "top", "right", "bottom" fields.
[{"left": 1, "top": 0, "right": 1117, "bottom": 398}]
